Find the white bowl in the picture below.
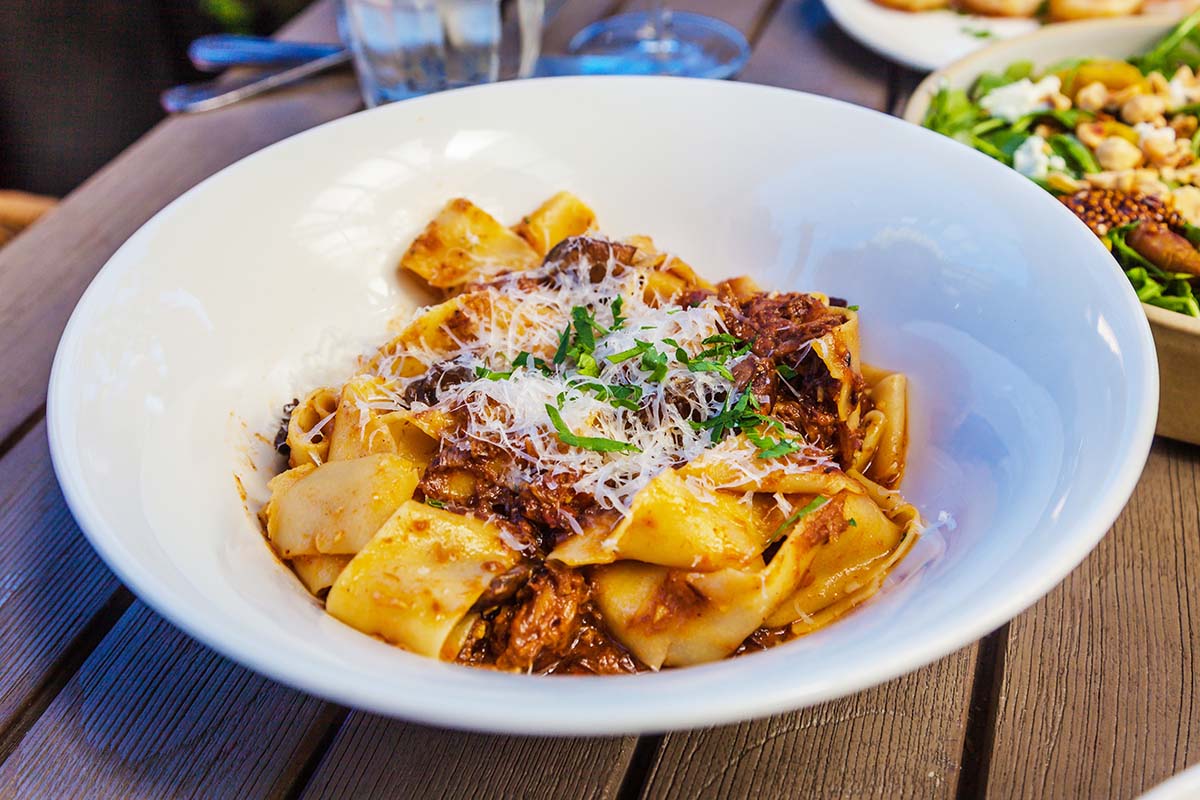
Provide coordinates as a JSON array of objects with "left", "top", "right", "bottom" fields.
[
  {"left": 903, "top": 16, "right": 1200, "bottom": 446},
  {"left": 48, "top": 76, "right": 1157, "bottom": 734}
]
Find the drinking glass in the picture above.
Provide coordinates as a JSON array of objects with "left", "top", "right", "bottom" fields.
[
  {"left": 339, "top": 0, "right": 544, "bottom": 107},
  {"left": 567, "top": 2, "right": 749, "bottom": 80}
]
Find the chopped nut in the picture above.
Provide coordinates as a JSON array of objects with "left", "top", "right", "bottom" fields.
[
  {"left": 1121, "top": 94, "right": 1167, "bottom": 125},
  {"left": 1077, "top": 121, "right": 1108, "bottom": 149},
  {"left": 1146, "top": 138, "right": 1193, "bottom": 169},
  {"left": 1096, "top": 136, "right": 1145, "bottom": 170},
  {"left": 1033, "top": 123, "right": 1057, "bottom": 139},
  {"left": 1148, "top": 71, "right": 1172, "bottom": 101},
  {"left": 1074, "top": 81, "right": 1109, "bottom": 113},
  {"left": 1135, "top": 176, "right": 1171, "bottom": 197},
  {"left": 1050, "top": 92, "right": 1072, "bottom": 111},
  {"left": 1171, "top": 114, "right": 1198, "bottom": 139},
  {"left": 1173, "top": 185, "right": 1200, "bottom": 224},
  {"left": 1111, "top": 84, "right": 1145, "bottom": 107}
]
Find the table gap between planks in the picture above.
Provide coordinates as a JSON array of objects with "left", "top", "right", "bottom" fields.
[{"left": 0, "top": 1, "right": 1194, "bottom": 797}]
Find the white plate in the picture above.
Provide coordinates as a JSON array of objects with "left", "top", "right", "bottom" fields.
[
  {"left": 1141, "top": 763, "right": 1200, "bottom": 799},
  {"left": 48, "top": 76, "right": 1157, "bottom": 734},
  {"left": 822, "top": 0, "right": 1040, "bottom": 71}
]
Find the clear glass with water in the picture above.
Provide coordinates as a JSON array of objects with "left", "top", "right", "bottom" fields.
[{"left": 340, "top": 0, "right": 544, "bottom": 107}]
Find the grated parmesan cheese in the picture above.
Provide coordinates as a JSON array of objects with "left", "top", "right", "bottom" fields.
[{"left": 364, "top": 244, "right": 836, "bottom": 519}]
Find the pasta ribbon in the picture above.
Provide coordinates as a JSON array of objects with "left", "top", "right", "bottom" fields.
[{"left": 326, "top": 501, "right": 520, "bottom": 658}]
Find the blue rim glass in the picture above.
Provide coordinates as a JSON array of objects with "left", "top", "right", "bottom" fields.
[{"left": 566, "top": 11, "right": 751, "bottom": 80}]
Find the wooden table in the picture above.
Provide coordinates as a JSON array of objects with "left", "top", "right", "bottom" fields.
[{"left": 0, "top": 2, "right": 1196, "bottom": 797}]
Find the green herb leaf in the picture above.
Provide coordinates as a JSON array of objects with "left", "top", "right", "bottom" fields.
[
  {"left": 545, "top": 404, "right": 641, "bottom": 453},
  {"left": 424, "top": 497, "right": 447, "bottom": 509},
  {"left": 474, "top": 365, "right": 513, "bottom": 380},
  {"left": 776, "top": 363, "right": 798, "bottom": 379},
  {"left": 611, "top": 295, "right": 626, "bottom": 329},
  {"left": 770, "top": 496, "right": 829, "bottom": 543}
]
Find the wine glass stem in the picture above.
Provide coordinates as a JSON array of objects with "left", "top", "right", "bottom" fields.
[{"left": 651, "top": 0, "right": 666, "bottom": 41}]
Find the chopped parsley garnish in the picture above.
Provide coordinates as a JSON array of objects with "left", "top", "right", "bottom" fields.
[
  {"left": 610, "top": 295, "right": 626, "bottom": 330},
  {"left": 770, "top": 496, "right": 829, "bottom": 543},
  {"left": 545, "top": 404, "right": 641, "bottom": 453},
  {"left": 512, "top": 351, "right": 553, "bottom": 375},
  {"left": 848, "top": 518, "right": 858, "bottom": 527},
  {"left": 574, "top": 380, "right": 644, "bottom": 411},
  {"left": 697, "top": 391, "right": 805, "bottom": 459},
  {"left": 474, "top": 365, "right": 514, "bottom": 380},
  {"left": 424, "top": 497, "right": 447, "bottom": 509},
  {"left": 608, "top": 340, "right": 653, "bottom": 364}
]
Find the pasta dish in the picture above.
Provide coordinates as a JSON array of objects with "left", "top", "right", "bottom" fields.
[{"left": 258, "top": 192, "right": 922, "bottom": 674}]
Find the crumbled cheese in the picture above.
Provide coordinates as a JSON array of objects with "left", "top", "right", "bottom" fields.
[
  {"left": 980, "top": 76, "right": 1062, "bottom": 123},
  {"left": 1168, "top": 67, "right": 1200, "bottom": 111},
  {"left": 1134, "top": 121, "right": 1175, "bottom": 150},
  {"left": 1014, "top": 135, "right": 1051, "bottom": 180}
]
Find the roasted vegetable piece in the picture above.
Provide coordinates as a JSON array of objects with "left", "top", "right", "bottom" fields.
[
  {"left": 874, "top": 0, "right": 948, "bottom": 10},
  {"left": 1058, "top": 59, "right": 1145, "bottom": 96},
  {"left": 1049, "top": 0, "right": 1143, "bottom": 22},
  {"left": 1127, "top": 224, "right": 1200, "bottom": 276},
  {"left": 960, "top": 0, "right": 1040, "bottom": 15}
]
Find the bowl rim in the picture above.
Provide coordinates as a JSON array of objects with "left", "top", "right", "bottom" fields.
[
  {"left": 901, "top": 15, "right": 1200, "bottom": 337},
  {"left": 45, "top": 75, "right": 1161, "bottom": 734}
]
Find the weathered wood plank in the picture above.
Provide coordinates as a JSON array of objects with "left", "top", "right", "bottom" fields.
[
  {"left": 0, "top": 422, "right": 127, "bottom": 757},
  {"left": 740, "top": 0, "right": 889, "bottom": 109},
  {"left": 0, "top": 604, "right": 342, "bottom": 799},
  {"left": 301, "top": 714, "right": 635, "bottom": 799},
  {"left": 0, "top": 0, "right": 356, "bottom": 445},
  {"left": 987, "top": 439, "right": 1200, "bottom": 798},
  {"left": 639, "top": 648, "right": 977, "bottom": 799}
]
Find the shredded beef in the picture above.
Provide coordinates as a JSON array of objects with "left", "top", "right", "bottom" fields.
[{"left": 457, "top": 563, "right": 640, "bottom": 674}]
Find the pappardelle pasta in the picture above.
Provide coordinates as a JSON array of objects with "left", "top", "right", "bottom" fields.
[{"left": 259, "top": 192, "right": 922, "bottom": 674}]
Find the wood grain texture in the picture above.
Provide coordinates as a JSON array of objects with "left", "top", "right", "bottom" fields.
[
  {"left": 740, "top": 0, "right": 889, "bottom": 109},
  {"left": 0, "top": 0, "right": 356, "bottom": 445},
  {"left": 639, "top": 648, "right": 978, "bottom": 799},
  {"left": 0, "top": 603, "right": 341, "bottom": 799},
  {"left": 0, "top": 423, "right": 125, "bottom": 747},
  {"left": 987, "top": 439, "right": 1200, "bottom": 798},
  {"left": 301, "top": 713, "right": 635, "bottom": 799}
]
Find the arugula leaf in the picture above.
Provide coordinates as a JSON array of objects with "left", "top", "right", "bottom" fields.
[
  {"left": 1132, "top": 10, "right": 1200, "bottom": 76},
  {"left": 544, "top": 404, "right": 641, "bottom": 453},
  {"left": 1047, "top": 133, "right": 1100, "bottom": 176},
  {"left": 769, "top": 496, "right": 829, "bottom": 543}
]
